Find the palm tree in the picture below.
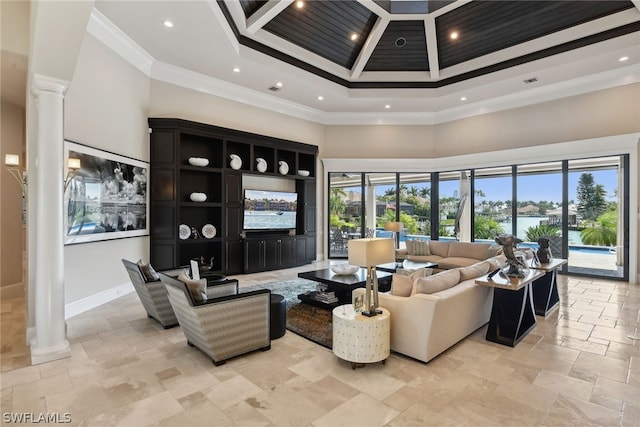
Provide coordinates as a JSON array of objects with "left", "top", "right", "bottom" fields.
[
  {"left": 524, "top": 224, "right": 560, "bottom": 242},
  {"left": 580, "top": 209, "right": 617, "bottom": 246}
]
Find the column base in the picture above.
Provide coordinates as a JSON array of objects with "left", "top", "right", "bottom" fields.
[{"left": 30, "top": 339, "right": 71, "bottom": 365}]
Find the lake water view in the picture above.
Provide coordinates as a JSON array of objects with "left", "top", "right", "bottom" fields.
[{"left": 498, "top": 216, "right": 583, "bottom": 245}]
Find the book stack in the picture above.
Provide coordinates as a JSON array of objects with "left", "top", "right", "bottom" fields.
[{"left": 314, "top": 291, "right": 338, "bottom": 304}]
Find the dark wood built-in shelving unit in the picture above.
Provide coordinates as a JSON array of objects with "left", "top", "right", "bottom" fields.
[{"left": 148, "top": 118, "right": 318, "bottom": 275}]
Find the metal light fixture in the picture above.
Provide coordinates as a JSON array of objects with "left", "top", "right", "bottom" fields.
[
  {"left": 348, "top": 238, "right": 395, "bottom": 317},
  {"left": 64, "top": 158, "right": 81, "bottom": 191},
  {"left": 5, "top": 154, "right": 27, "bottom": 197}
]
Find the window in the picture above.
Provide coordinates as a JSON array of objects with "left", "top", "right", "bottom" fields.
[{"left": 473, "top": 166, "right": 513, "bottom": 241}]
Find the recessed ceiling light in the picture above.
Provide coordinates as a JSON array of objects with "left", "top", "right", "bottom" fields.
[
  {"left": 317, "top": 96, "right": 324, "bottom": 101},
  {"left": 350, "top": 33, "right": 359, "bottom": 42},
  {"left": 233, "top": 67, "right": 240, "bottom": 73},
  {"left": 460, "top": 97, "right": 467, "bottom": 101},
  {"left": 619, "top": 56, "right": 629, "bottom": 62},
  {"left": 450, "top": 31, "right": 459, "bottom": 40},
  {"left": 276, "top": 82, "right": 283, "bottom": 88},
  {"left": 296, "top": 1, "right": 304, "bottom": 8},
  {"left": 385, "top": 104, "right": 391, "bottom": 109},
  {"left": 163, "top": 20, "right": 174, "bottom": 28}
]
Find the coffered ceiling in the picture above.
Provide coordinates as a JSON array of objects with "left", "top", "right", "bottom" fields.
[{"left": 92, "top": 0, "right": 640, "bottom": 123}]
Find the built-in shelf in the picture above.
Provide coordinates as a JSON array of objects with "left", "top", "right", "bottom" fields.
[{"left": 149, "top": 118, "right": 317, "bottom": 273}]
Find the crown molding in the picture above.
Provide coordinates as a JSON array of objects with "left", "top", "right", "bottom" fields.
[
  {"left": 85, "top": 7, "right": 639, "bottom": 126},
  {"left": 87, "top": 8, "right": 154, "bottom": 76}
]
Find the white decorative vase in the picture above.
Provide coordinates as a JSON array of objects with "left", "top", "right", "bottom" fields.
[
  {"left": 190, "top": 192, "right": 207, "bottom": 202},
  {"left": 229, "top": 154, "right": 242, "bottom": 170},
  {"left": 188, "top": 157, "right": 209, "bottom": 167},
  {"left": 256, "top": 158, "right": 267, "bottom": 173},
  {"left": 278, "top": 160, "right": 289, "bottom": 175}
]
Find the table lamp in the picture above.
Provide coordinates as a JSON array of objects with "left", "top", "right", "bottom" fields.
[
  {"left": 384, "top": 221, "right": 403, "bottom": 249},
  {"left": 348, "top": 238, "right": 394, "bottom": 317}
]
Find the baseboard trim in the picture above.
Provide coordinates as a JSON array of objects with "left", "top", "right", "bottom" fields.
[{"left": 65, "top": 282, "right": 134, "bottom": 319}]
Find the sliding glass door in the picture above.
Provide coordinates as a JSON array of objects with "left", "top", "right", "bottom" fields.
[
  {"left": 327, "top": 154, "right": 629, "bottom": 280},
  {"left": 567, "top": 156, "right": 627, "bottom": 278}
]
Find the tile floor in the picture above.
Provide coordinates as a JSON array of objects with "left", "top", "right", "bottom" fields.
[{"left": 1, "top": 261, "right": 639, "bottom": 426}]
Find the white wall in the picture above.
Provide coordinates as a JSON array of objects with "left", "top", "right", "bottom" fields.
[
  {"left": 1, "top": 101, "right": 25, "bottom": 291},
  {"left": 63, "top": 34, "right": 151, "bottom": 304}
]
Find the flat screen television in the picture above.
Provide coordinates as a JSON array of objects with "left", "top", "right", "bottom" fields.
[{"left": 243, "top": 189, "right": 298, "bottom": 231}]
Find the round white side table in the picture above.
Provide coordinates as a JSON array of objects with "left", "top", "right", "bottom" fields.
[{"left": 332, "top": 304, "right": 390, "bottom": 369}]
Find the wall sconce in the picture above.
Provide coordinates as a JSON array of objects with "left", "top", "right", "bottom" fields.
[
  {"left": 348, "top": 238, "right": 395, "bottom": 317},
  {"left": 64, "top": 158, "right": 81, "bottom": 191},
  {"left": 5, "top": 154, "right": 27, "bottom": 197}
]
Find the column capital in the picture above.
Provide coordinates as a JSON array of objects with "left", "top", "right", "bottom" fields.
[{"left": 31, "top": 73, "right": 69, "bottom": 96}]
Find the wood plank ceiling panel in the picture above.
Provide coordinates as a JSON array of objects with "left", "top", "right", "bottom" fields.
[
  {"left": 436, "top": 0, "right": 635, "bottom": 69},
  {"left": 364, "top": 20, "right": 429, "bottom": 71},
  {"left": 263, "top": 0, "right": 378, "bottom": 69},
  {"left": 239, "top": 0, "right": 269, "bottom": 18}
]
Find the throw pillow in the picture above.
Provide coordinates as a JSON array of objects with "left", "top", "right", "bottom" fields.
[
  {"left": 414, "top": 240, "right": 430, "bottom": 256},
  {"left": 390, "top": 274, "right": 413, "bottom": 297},
  {"left": 458, "top": 262, "right": 491, "bottom": 281},
  {"left": 405, "top": 239, "right": 415, "bottom": 255},
  {"left": 137, "top": 260, "right": 160, "bottom": 282},
  {"left": 397, "top": 267, "right": 432, "bottom": 279},
  {"left": 414, "top": 269, "right": 461, "bottom": 295},
  {"left": 178, "top": 269, "right": 207, "bottom": 303}
]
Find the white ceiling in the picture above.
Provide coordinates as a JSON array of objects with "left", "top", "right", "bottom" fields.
[
  {"left": 19, "top": 1, "right": 640, "bottom": 124},
  {"left": 91, "top": 1, "right": 640, "bottom": 125}
]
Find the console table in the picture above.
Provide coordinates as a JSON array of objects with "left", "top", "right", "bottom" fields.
[
  {"left": 529, "top": 258, "right": 567, "bottom": 316},
  {"left": 475, "top": 269, "right": 545, "bottom": 347},
  {"left": 332, "top": 305, "right": 390, "bottom": 369}
]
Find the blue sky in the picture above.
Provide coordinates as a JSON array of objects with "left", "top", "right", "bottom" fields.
[{"left": 368, "top": 170, "right": 618, "bottom": 204}]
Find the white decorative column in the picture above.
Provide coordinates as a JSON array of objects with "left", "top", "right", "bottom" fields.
[{"left": 29, "top": 74, "right": 71, "bottom": 365}]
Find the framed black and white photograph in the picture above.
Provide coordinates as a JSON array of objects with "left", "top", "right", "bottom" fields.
[{"left": 64, "top": 140, "right": 149, "bottom": 245}]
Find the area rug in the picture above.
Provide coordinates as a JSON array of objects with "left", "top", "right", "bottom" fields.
[{"left": 242, "top": 278, "right": 333, "bottom": 348}]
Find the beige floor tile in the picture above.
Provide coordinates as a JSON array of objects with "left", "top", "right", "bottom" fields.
[
  {"left": 312, "top": 393, "right": 399, "bottom": 427},
  {"left": 532, "top": 370, "right": 593, "bottom": 400},
  {"left": 593, "top": 376, "right": 640, "bottom": 407},
  {"left": 83, "top": 390, "right": 183, "bottom": 426},
  {"left": 1, "top": 266, "right": 637, "bottom": 426},
  {"left": 544, "top": 393, "right": 621, "bottom": 426},
  {"left": 204, "top": 374, "right": 264, "bottom": 409}
]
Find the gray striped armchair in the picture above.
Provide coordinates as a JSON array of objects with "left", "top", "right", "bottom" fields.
[
  {"left": 159, "top": 272, "right": 271, "bottom": 365},
  {"left": 122, "top": 259, "right": 179, "bottom": 328}
]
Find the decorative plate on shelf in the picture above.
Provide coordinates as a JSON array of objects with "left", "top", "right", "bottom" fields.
[
  {"left": 179, "top": 224, "right": 190, "bottom": 240},
  {"left": 202, "top": 224, "right": 217, "bottom": 239}
]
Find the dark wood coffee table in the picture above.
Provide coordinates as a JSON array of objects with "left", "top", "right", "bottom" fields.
[{"left": 297, "top": 268, "right": 392, "bottom": 309}]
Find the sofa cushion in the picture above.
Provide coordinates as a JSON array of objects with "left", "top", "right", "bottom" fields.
[
  {"left": 396, "top": 267, "right": 432, "bottom": 278},
  {"left": 438, "top": 257, "right": 484, "bottom": 269},
  {"left": 137, "top": 260, "right": 160, "bottom": 282},
  {"left": 458, "top": 261, "right": 491, "bottom": 281},
  {"left": 391, "top": 274, "right": 413, "bottom": 297},
  {"left": 447, "top": 242, "right": 491, "bottom": 260},
  {"left": 407, "top": 239, "right": 430, "bottom": 256},
  {"left": 177, "top": 269, "right": 207, "bottom": 303},
  {"left": 414, "top": 269, "right": 461, "bottom": 295},
  {"left": 428, "top": 241, "right": 450, "bottom": 258}
]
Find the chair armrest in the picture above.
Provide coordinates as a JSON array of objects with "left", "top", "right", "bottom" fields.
[{"left": 192, "top": 289, "right": 270, "bottom": 307}]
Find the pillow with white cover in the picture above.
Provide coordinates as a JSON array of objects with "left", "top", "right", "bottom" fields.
[
  {"left": 390, "top": 274, "right": 413, "bottom": 297},
  {"left": 457, "top": 261, "right": 491, "bottom": 281},
  {"left": 414, "top": 269, "right": 461, "bottom": 295},
  {"left": 391, "top": 268, "right": 432, "bottom": 296},
  {"left": 137, "top": 259, "right": 160, "bottom": 282},
  {"left": 177, "top": 269, "right": 207, "bottom": 303},
  {"left": 406, "top": 239, "right": 430, "bottom": 256}
]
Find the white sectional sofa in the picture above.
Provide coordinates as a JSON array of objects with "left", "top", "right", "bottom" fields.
[
  {"left": 396, "top": 240, "right": 501, "bottom": 271},
  {"left": 353, "top": 256, "right": 504, "bottom": 363}
]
